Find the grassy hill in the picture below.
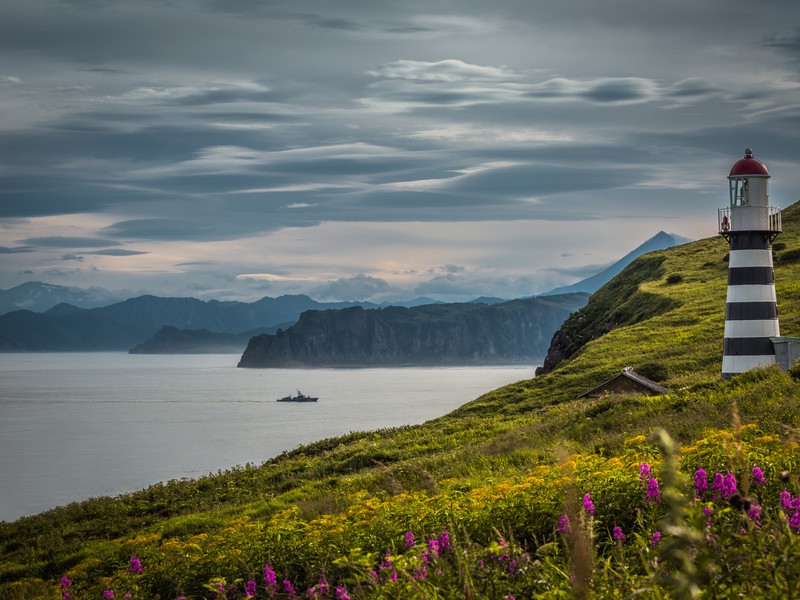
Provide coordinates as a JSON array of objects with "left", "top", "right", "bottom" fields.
[{"left": 2, "top": 203, "right": 800, "bottom": 599}]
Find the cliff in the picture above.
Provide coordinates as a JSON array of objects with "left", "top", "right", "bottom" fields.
[{"left": 237, "top": 294, "right": 589, "bottom": 367}]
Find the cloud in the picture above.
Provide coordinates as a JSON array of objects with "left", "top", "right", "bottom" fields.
[
  {"left": 0, "top": 246, "right": 33, "bottom": 254},
  {"left": 367, "top": 59, "right": 514, "bottom": 82},
  {"left": 60, "top": 253, "right": 85, "bottom": 262},
  {"left": 83, "top": 249, "right": 148, "bottom": 256},
  {"left": 0, "top": 75, "right": 22, "bottom": 85},
  {"left": 309, "top": 274, "right": 397, "bottom": 301},
  {"left": 18, "top": 236, "right": 120, "bottom": 248}
]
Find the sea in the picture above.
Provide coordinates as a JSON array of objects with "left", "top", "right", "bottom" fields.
[{"left": 0, "top": 353, "right": 533, "bottom": 522}]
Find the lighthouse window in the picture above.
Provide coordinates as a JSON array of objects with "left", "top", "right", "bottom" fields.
[{"left": 729, "top": 178, "right": 749, "bottom": 206}]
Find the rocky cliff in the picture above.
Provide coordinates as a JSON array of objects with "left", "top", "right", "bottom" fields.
[{"left": 237, "top": 294, "right": 589, "bottom": 367}]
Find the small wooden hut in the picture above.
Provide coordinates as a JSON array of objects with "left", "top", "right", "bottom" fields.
[{"left": 577, "top": 366, "right": 668, "bottom": 399}]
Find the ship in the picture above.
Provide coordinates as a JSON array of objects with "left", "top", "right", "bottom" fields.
[{"left": 277, "top": 390, "right": 318, "bottom": 402}]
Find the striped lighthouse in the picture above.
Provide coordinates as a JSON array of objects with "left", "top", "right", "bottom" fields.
[{"left": 719, "top": 149, "right": 782, "bottom": 379}]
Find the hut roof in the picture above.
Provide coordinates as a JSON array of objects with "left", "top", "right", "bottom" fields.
[{"left": 577, "top": 366, "right": 668, "bottom": 399}]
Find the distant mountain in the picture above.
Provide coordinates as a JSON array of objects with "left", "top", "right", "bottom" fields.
[
  {"left": 541, "top": 231, "right": 692, "bottom": 296},
  {"left": 238, "top": 293, "right": 590, "bottom": 368},
  {"left": 129, "top": 326, "right": 276, "bottom": 354},
  {"left": 0, "top": 281, "right": 124, "bottom": 315},
  {"left": 0, "top": 294, "right": 380, "bottom": 352}
]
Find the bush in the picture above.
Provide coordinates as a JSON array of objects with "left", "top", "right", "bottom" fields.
[{"left": 666, "top": 274, "right": 683, "bottom": 285}]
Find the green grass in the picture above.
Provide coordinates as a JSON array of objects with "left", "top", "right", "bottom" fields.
[{"left": 2, "top": 202, "right": 800, "bottom": 598}]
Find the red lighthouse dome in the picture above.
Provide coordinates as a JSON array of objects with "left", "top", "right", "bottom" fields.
[{"left": 729, "top": 148, "right": 769, "bottom": 177}]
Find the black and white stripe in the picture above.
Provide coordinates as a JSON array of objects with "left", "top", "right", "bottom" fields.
[{"left": 722, "top": 232, "right": 779, "bottom": 379}]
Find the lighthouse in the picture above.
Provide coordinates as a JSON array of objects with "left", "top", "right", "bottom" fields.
[{"left": 719, "top": 149, "right": 782, "bottom": 379}]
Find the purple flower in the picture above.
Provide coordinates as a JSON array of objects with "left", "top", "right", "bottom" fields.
[
  {"left": 264, "top": 563, "right": 277, "bottom": 595},
  {"left": 613, "top": 526, "right": 625, "bottom": 544},
  {"left": 404, "top": 531, "right": 415, "bottom": 548},
  {"left": 751, "top": 466, "right": 765, "bottom": 486},
  {"left": 557, "top": 514, "right": 570, "bottom": 533},
  {"left": 694, "top": 469, "right": 708, "bottom": 496},
  {"left": 103, "top": 592, "right": 115, "bottom": 599},
  {"left": 639, "top": 463, "right": 651, "bottom": 481},
  {"left": 427, "top": 538, "right": 440, "bottom": 556},
  {"left": 646, "top": 478, "right": 661, "bottom": 504},
  {"left": 650, "top": 531, "right": 661, "bottom": 546},
  {"left": 789, "top": 511, "right": 800, "bottom": 533},
  {"left": 712, "top": 472, "right": 725, "bottom": 498},
  {"left": 748, "top": 503, "right": 763, "bottom": 525},
  {"left": 60, "top": 577, "right": 72, "bottom": 589},
  {"left": 246, "top": 580, "right": 257, "bottom": 597},
  {"left": 283, "top": 579, "right": 296, "bottom": 596},
  {"left": 129, "top": 556, "right": 143, "bottom": 574},
  {"left": 723, "top": 473, "right": 737, "bottom": 498},
  {"left": 335, "top": 586, "right": 351, "bottom": 600},
  {"left": 582, "top": 493, "right": 595, "bottom": 515},
  {"left": 438, "top": 530, "right": 451, "bottom": 553}
]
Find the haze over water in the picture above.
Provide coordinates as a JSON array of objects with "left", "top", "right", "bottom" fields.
[{"left": 0, "top": 353, "right": 531, "bottom": 522}]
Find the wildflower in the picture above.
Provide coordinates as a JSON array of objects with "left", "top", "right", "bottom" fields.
[
  {"left": 264, "top": 563, "right": 277, "bottom": 595},
  {"left": 650, "top": 531, "right": 661, "bottom": 546},
  {"left": 246, "top": 580, "right": 257, "bottom": 597},
  {"left": 438, "top": 530, "right": 451, "bottom": 553},
  {"left": 646, "top": 478, "right": 661, "bottom": 504},
  {"left": 404, "top": 531, "right": 415, "bottom": 548},
  {"left": 557, "top": 514, "right": 570, "bottom": 533},
  {"left": 60, "top": 577, "right": 73, "bottom": 600},
  {"left": 723, "top": 473, "right": 737, "bottom": 498},
  {"left": 317, "top": 578, "right": 330, "bottom": 594},
  {"left": 780, "top": 490, "right": 793, "bottom": 510},
  {"left": 639, "top": 462, "right": 651, "bottom": 481},
  {"left": 712, "top": 472, "right": 725, "bottom": 498},
  {"left": 613, "top": 526, "right": 625, "bottom": 544},
  {"left": 283, "top": 579, "right": 296, "bottom": 596},
  {"left": 748, "top": 503, "right": 762, "bottom": 525},
  {"left": 129, "top": 556, "right": 143, "bottom": 574},
  {"left": 694, "top": 469, "right": 708, "bottom": 497},
  {"left": 428, "top": 538, "right": 440, "bottom": 556},
  {"left": 103, "top": 592, "right": 115, "bottom": 599},
  {"left": 582, "top": 493, "right": 595, "bottom": 515},
  {"left": 751, "top": 466, "right": 765, "bottom": 486},
  {"left": 335, "top": 586, "right": 351, "bottom": 600}
]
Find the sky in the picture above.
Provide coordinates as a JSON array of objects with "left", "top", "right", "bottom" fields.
[{"left": 1, "top": 0, "right": 799, "bottom": 303}]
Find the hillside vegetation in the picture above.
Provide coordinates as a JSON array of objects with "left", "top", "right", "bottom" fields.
[{"left": 2, "top": 203, "right": 800, "bottom": 599}]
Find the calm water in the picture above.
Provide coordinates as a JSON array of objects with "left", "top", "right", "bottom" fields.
[{"left": 0, "top": 353, "right": 532, "bottom": 522}]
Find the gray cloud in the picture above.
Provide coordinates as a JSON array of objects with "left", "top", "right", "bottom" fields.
[
  {"left": 19, "top": 237, "right": 121, "bottom": 248},
  {"left": 309, "top": 274, "right": 397, "bottom": 301},
  {"left": 60, "top": 253, "right": 85, "bottom": 262}
]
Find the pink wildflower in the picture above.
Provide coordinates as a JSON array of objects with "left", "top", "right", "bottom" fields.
[
  {"left": 283, "top": 579, "right": 296, "bottom": 596},
  {"left": 438, "top": 530, "right": 451, "bottom": 553},
  {"left": 694, "top": 469, "right": 708, "bottom": 497},
  {"left": 557, "top": 514, "right": 570, "bottom": 533},
  {"left": 428, "top": 538, "right": 440, "bottom": 556},
  {"left": 245, "top": 580, "right": 257, "bottom": 597},
  {"left": 650, "top": 531, "right": 661, "bottom": 546},
  {"left": 646, "top": 478, "right": 661, "bottom": 503},
  {"left": 639, "top": 463, "right": 651, "bottom": 481},
  {"left": 613, "top": 526, "right": 625, "bottom": 544},
  {"left": 748, "top": 503, "right": 762, "bottom": 525},
  {"left": 583, "top": 493, "right": 595, "bottom": 515},
  {"left": 751, "top": 466, "right": 765, "bottom": 486},
  {"left": 335, "top": 586, "right": 351, "bottom": 600},
  {"left": 404, "top": 531, "right": 415, "bottom": 548},
  {"left": 129, "top": 556, "right": 143, "bottom": 574},
  {"left": 103, "top": 592, "right": 115, "bottom": 599}
]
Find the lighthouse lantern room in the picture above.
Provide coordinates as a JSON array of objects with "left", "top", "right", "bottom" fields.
[{"left": 719, "top": 149, "right": 782, "bottom": 379}]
